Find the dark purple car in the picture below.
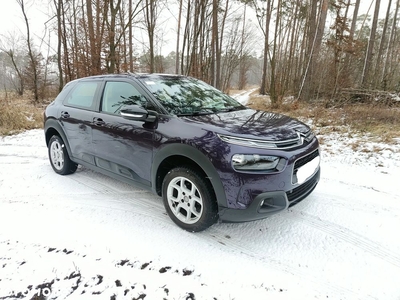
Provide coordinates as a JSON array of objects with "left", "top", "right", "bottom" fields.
[{"left": 44, "top": 73, "right": 320, "bottom": 232}]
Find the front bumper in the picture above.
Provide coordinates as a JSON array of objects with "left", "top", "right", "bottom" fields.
[{"left": 218, "top": 168, "right": 320, "bottom": 223}]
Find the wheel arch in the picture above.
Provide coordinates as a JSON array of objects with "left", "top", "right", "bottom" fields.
[
  {"left": 152, "top": 144, "right": 227, "bottom": 208},
  {"left": 44, "top": 119, "right": 73, "bottom": 158}
]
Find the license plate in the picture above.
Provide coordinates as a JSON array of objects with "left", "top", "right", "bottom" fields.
[{"left": 296, "top": 156, "right": 320, "bottom": 184}]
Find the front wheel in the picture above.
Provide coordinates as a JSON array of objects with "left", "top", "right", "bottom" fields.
[
  {"left": 48, "top": 135, "right": 78, "bottom": 175},
  {"left": 162, "top": 167, "right": 218, "bottom": 232}
]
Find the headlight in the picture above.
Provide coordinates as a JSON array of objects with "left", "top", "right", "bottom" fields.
[{"left": 232, "top": 154, "right": 285, "bottom": 172}]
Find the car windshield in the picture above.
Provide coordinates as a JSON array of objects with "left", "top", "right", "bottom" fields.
[{"left": 138, "top": 76, "right": 245, "bottom": 116}]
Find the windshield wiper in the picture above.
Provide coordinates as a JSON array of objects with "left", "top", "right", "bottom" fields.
[
  {"left": 214, "top": 106, "right": 245, "bottom": 113},
  {"left": 176, "top": 106, "right": 244, "bottom": 116}
]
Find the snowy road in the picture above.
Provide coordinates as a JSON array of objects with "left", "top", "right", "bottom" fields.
[{"left": 0, "top": 129, "right": 400, "bottom": 300}]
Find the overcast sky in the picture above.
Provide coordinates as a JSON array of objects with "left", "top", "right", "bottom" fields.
[{"left": 0, "top": 0, "right": 47, "bottom": 37}]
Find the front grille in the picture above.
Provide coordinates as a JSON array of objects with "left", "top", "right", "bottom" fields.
[
  {"left": 275, "top": 138, "right": 301, "bottom": 149},
  {"left": 218, "top": 131, "right": 315, "bottom": 150},
  {"left": 294, "top": 149, "right": 319, "bottom": 170},
  {"left": 287, "top": 169, "right": 320, "bottom": 207}
]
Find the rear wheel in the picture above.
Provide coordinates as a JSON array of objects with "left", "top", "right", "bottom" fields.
[
  {"left": 162, "top": 167, "right": 218, "bottom": 232},
  {"left": 48, "top": 135, "right": 78, "bottom": 175}
]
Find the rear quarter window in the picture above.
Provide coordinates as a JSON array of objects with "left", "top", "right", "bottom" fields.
[{"left": 64, "top": 81, "right": 101, "bottom": 110}]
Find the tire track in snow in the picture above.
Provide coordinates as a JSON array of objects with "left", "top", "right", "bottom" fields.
[
  {"left": 202, "top": 227, "right": 362, "bottom": 299},
  {"left": 67, "top": 172, "right": 360, "bottom": 298},
  {"left": 0, "top": 153, "right": 47, "bottom": 160},
  {"left": 321, "top": 177, "right": 400, "bottom": 199},
  {"left": 68, "top": 171, "right": 169, "bottom": 223},
  {"left": 54, "top": 170, "right": 387, "bottom": 299},
  {"left": 287, "top": 209, "right": 400, "bottom": 269},
  {"left": 335, "top": 180, "right": 400, "bottom": 198},
  {"left": 312, "top": 191, "right": 400, "bottom": 217}
]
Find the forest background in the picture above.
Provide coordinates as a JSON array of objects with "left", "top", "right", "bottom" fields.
[{"left": 0, "top": 0, "right": 399, "bottom": 141}]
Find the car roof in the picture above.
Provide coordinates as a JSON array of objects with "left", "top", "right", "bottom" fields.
[{"left": 72, "top": 72, "right": 185, "bottom": 81}]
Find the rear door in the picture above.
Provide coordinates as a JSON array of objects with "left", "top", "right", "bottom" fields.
[
  {"left": 60, "top": 79, "right": 102, "bottom": 165},
  {"left": 91, "top": 79, "right": 155, "bottom": 187}
]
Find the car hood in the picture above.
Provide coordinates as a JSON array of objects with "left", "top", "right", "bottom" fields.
[{"left": 181, "top": 108, "right": 310, "bottom": 141}]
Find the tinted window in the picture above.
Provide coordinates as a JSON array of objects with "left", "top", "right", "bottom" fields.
[
  {"left": 138, "top": 76, "right": 244, "bottom": 115},
  {"left": 55, "top": 82, "right": 75, "bottom": 103},
  {"left": 101, "top": 81, "right": 148, "bottom": 114},
  {"left": 64, "top": 81, "right": 100, "bottom": 109}
]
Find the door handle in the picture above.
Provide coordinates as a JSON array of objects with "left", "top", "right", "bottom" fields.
[
  {"left": 93, "top": 117, "right": 105, "bottom": 126},
  {"left": 61, "top": 111, "right": 70, "bottom": 118}
]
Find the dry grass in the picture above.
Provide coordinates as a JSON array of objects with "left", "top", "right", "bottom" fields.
[
  {"left": 0, "top": 93, "right": 45, "bottom": 136},
  {"left": 1, "top": 89, "right": 399, "bottom": 147},
  {"left": 246, "top": 90, "right": 400, "bottom": 145}
]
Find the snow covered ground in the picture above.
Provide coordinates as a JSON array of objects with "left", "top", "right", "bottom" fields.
[{"left": 0, "top": 113, "right": 400, "bottom": 299}]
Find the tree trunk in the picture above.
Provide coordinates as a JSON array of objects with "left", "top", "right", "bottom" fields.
[
  {"left": 211, "top": 0, "right": 218, "bottom": 87},
  {"left": 374, "top": 0, "right": 392, "bottom": 88},
  {"left": 299, "top": 0, "right": 329, "bottom": 101},
  {"left": 269, "top": 0, "right": 281, "bottom": 107},
  {"left": 54, "top": 0, "right": 63, "bottom": 91},
  {"left": 260, "top": 0, "right": 271, "bottom": 95},
  {"left": 107, "top": 0, "right": 122, "bottom": 73},
  {"left": 144, "top": 0, "right": 156, "bottom": 73},
  {"left": 361, "top": 0, "right": 381, "bottom": 88},
  {"left": 340, "top": 0, "right": 357, "bottom": 88},
  {"left": 382, "top": 0, "right": 399, "bottom": 88},
  {"left": 349, "top": 0, "right": 360, "bottom": 40},
  {"left": 238, "top": 3, "right": 246, "bottom": 90},
  {"left": 17, "top": 0, "right": 39, "bottom": 102},
  {"left": 180, "top": 0, "right": 189, "bottom": 75},
  {"left": 175, "top": 0, "right": 183, "bottom": 74},
  {"left": 61, "top": 1, "right": 72, "bottom": 81},
  {"left": 86, "top": 0, "right": 101, "bottom": 75},
  {"left": 6, "top": 50, "right": 24, "bottom": 95}
]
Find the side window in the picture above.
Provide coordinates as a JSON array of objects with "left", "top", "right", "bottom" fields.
[
  {"left": 101, "top": 82, "right": 148, "bottom": 114},
  {"left": 64, "top": 81, "right": 99, "bottom": 109}
]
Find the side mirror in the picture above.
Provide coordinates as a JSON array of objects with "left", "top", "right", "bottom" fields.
[{"left": 120, "top": 105, "right": 157, "bottom": 123}]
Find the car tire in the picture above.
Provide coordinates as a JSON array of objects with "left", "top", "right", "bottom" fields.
[
  {"left": 48, "top": 135, "right": 78, "bottom": 175},
  {"left": 162, "top": 167, "right": 218, "bottom": 232}
]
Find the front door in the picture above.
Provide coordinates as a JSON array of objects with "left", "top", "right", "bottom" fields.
[{"left": 91, "top": 80, "right": 154, "bottom": 186}]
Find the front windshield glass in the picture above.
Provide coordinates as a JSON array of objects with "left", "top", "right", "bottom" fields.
[{"left": 138, "top": 76, "right": 245, "bottom": 116}]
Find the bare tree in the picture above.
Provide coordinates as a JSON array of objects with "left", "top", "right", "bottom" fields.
[
  {"left": 237, "top": 3, "right": 247, "bottom": 90},
  {"left": 327, "top": 0, "right": 353, "bottom": 94},
  {"left": 106, "top": 0, "right": 122, "bottom": 73},
  {"left": 220, "top": 3, "right": 256, "bottom": 92},
  {"left": 254, "top": 0, "right": 272, "bottom": 95},
  {"left": 180, "top": 0, "right": 212, "bottom": 80},
  {"left": 0, "top": 33, "right": 26, "bottom": 96},
  {"left": 211, "top": 0, "right": 219, "bottom": 87},
  {"left": 175, "top": 0, "right": 183, "bottom": 74},
  {"left": 361, "top": 0, "right": 381, "bottom": 87},
  {"left": 382, "top": 0, "right": 400, "bottom": 89},
  {"left": 269, "top": 0, "right": 281, "bottom": 107},
  {"left": 143, "top": 0, "right": 157, "bottom": 72},
  {"left": 299, "top": 0, "right": 329, "bottom": 101},
  {"left": 374, "top": 0, "right": 392, "bottom": 87},
  {"left": 16, "top": 0, "right": 39, "bottom": 102},
  {"left": 86, "top": 0, "right": 102, "bottom": 75},
  {"left": 2, "top": 50, "right": 25, "bottom": 96},
  {"left": 338, "top": 0, "right": 361, "bottom": 90},
  {"left": 6, "top": 0, "right": 399, "bottom": 101},
  {"left": 53, "top": 0, "right": 63, "bottom": 91}
]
